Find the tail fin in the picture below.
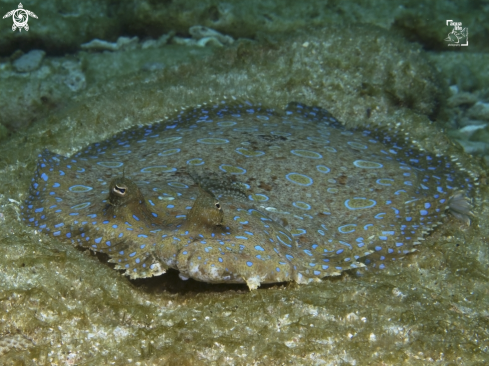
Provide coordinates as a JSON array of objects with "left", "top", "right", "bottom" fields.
[{"left": 448, "top": 192, "right": 473, "bottom": 224}]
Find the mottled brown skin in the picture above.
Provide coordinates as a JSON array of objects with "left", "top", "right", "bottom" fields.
[
  {"left": 185, "top": 187, "right": 224, "bottom": 235},
  {"left": 104, "top": 177, "right": 169, "bottom": 228},
  {"left": 21, "top": 100, "right": 476, "bottom": 289}
]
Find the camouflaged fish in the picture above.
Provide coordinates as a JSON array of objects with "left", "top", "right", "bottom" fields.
[{"left": 21, "top": 100, "right": 476, "bottom": 289}]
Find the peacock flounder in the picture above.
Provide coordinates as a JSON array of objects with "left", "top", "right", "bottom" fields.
[{"left": 21, "top": 100, "right": 476, "bottom": 289}]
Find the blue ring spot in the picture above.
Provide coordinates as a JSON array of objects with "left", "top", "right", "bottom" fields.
[
  {"left": 353, "top": 160, "right": 383, "bottom": 169},
  {"left": 292, "top": 229, "right": 306, "bottom": 236},
  {"left": 285, "top": 173, "right": 313, "bottom": 187},
  {"left": 96, "top": 162, "right": 124, "bottom": 168},
  {"left": 316, "top": 165, "right": 330, "bottom": 174},
  {"left": 276, "top": 232, "right": 292, "bottom": 247},
  {"left": 140, "top": 166, "right": 176, "bottom": 173},
  {"left": 197, "top": 138, "right": 229, "bottom": 144},
  {"left": 168, "top": 182, "right": 188, "bottom": 189},
  {"left": 235, "top": 147, "right": 265, "bottom": 157},
  {"left": 249, "top": 193, "right": 269, "bottom": 201},
  {"left": 292, "top": 201, "right": 311, "bottom": 210},
  {"left": 158, "top": 149, "right": 181, "bottom": 156},
  {"left": 219, "top": 164, "right": 246, "bottom": 174},
  {"left": 69, "top": 185, "right": 93, "bottom": 192},
  {"left": 291, "top": 150, "right": 322, "bottom": 159},
  {"left": 376, "top": 178, "right": 394, "bottom": 186},
  {"left": 186, "top": 158, "right": 205, "bottom": 166},
  {"left": 71, "top": 202, "right": 91, "bottom": 210},
  {"left": 344, "top": 198, "right": 377, "bottom": 210},
  {"left": 347, "top": 141, "right": 368, "bottom": 149},
  {"left": 338, "top": 224, "right": 356, "bottom": 233}
]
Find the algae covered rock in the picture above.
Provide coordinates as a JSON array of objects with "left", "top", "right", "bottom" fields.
[
  {"left": 4, "top": 0, "right": 486, "bottom": 135},
  {"left": 392, "top": 0, "right": 489, "bottom": 52},
  {"left": 0, "top": 24, "right": 488, "bottom": 364},
  {"left": 0, "top": 0, "right": 127, "bottom": 56},
  {"left": 2, "top": 0, "right": 487, "bottom": 58},
  {"left": 0, "top": 43, "right": 213, "bottom": 135},
  {"left": 12, "top": 50, "right": 45, "bottom": 72},
  {"left": 0, "top": 55, "right": 86, "bottom": 132}
]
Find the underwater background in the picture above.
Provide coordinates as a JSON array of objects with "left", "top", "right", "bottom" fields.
[{"left": 0, "top": 0, "right": 488, "bottom": 364}]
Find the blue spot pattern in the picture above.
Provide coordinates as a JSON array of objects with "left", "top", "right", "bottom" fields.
[{"left": 20, "top": 99, "right": 476, "bottom": 289}]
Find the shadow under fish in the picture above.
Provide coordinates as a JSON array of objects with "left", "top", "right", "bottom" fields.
[{"left": 21, "top": 100, "right": 476, "bottom": 290}]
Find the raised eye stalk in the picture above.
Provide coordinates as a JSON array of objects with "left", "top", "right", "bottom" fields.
[
  {"left": 114, "top": 184, "right": 127, "bottom": 196},
  {"left": 186, "top": 188, "right": 224, "bottom": 231},
  {"left": 107, "top": 177, "right": 144, "bottom": 207}
]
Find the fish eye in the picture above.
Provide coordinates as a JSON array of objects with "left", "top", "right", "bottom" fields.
[
  {"left": 114, "top": 185, "right": 126, "bottom": 196},
  {"left": 215, "top": 202, "right": 221, "bottom": 210}
]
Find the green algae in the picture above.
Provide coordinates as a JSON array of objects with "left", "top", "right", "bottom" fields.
[
  {"left": 5, "top": 0, "right": 488, "bottom": 135},
  {"left": 79, "top": 45, "right": 215, "bottom": 86},
  {"left": 2, "top": 0, "right": 487, "bottom": 57},
  {"left": 0, "top": 44, "right": 214, "bottom": 138},
  {"left": 0, "top": 24, "right": 488, "bottom": 364}
]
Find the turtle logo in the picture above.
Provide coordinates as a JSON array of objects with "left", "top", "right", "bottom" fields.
[{"left": 3, "top": 3, "right": 38, "bottom": 32}]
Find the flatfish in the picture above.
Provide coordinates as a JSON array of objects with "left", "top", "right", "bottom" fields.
[{"left": 21, "top": 100, "right": 475, "bottom": 289}]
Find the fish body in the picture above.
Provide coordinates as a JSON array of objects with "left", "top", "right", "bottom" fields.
[{"left": 21, "top": 100, "right": 475, "bottom": 289}]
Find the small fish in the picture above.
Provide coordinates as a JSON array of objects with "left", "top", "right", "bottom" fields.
[{"left": 21, "top": 100, "right": 476, "bottom": 289}]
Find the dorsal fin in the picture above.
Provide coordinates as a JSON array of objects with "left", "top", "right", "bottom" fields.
[{"left": 188, "top": 168, "right": 248, "bottom": 201}]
